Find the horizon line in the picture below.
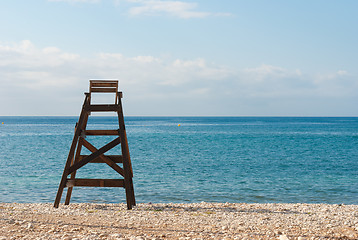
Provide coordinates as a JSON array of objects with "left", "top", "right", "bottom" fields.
[{"left": 1, "top": 115, "right": 358, "bottom": 118}]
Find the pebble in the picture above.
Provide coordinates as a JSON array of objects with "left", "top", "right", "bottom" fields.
[
  {"left": 7, "top": 219, "right": 15, "bottom": 224},
  {"left": 26, "top": 223, "right": 33, "bottom": 229},
  {"left": 0, "top": 202, "right": 357, "bottom": 240},
  {"left": 110, "top": 233, "right": 122, "bottom": 238},
  {"left": 279, "top": 235, "right": 289, "bottom": 240}
]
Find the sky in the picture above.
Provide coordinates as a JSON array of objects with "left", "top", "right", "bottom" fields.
[{"left": 0, "top": 0, "right": 357, "bottom": 116}]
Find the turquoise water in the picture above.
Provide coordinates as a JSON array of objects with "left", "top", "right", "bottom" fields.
[{"left": 0, "top": 117, "right": 357, "bottom": 204}]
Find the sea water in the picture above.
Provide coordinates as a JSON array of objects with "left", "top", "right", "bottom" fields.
[{"left": 0, "top": 117, "right": 357, "bottom": 204}]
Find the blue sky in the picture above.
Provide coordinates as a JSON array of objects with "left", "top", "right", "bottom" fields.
[{"left": 0, "top": 0, "right": 357, "bottom": 116}]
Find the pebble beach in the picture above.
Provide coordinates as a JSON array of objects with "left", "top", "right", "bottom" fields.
[{"left": 1, "top": 202, "right": 357, "bottom": 240}]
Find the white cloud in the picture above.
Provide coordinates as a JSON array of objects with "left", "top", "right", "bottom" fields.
[
  {"left": 42, "top": 47, "right": 61, "bottom": 54},
  {"left": 47, "top": 0, "right": 232, "bottom": 19},
  {"left": 127, "top": 0, "right": 208, "bottom": 18},
  {"left": 125, "top": 0, "right": 231, "bottom": 18},
  {"left": 241, "top": 65, "right": 358, "bottom": 100},
  {"left": 337, "top": 70, "right": 348, "bottom": 76},
  {"left": 0, "top": 40, "right": 357, "bottom": 116},
  {"left": 48, "top": 0, "right": 100, "bottom": 3},
  {"left": 131, "top": 55, "right": 160, "bottom": 63},
  {"left": 99, "top": 53, "right": 123, "bottom": 60},
  {"left": 0, "top": 41, "right": 81, "bottom": 92}
]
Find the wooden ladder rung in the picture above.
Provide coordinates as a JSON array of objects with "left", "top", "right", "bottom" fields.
[
  {"left": 66, "top": 179, "right": 124, "bottom": 187},
  {"left": 78, "top": 155, "right": 123, "bottom": 163},
  {"left": 85, "top": 130, "right": 119, "bottom": 135},
  {"left": 86, "top": 104, "right": 119, "bottom": 112},
  {"left": 91, "top": 82, "right": 118, "bottom": 87},
  {"left": 90, "top": 87, "right": 117, "bottom": 93}
]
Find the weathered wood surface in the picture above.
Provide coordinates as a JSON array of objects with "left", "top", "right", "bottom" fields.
[
  {"left": 89, "top": 80, "right": 119, "bottom": 103},
  {"left": 81, "top": 138, "right": 125, "bottom": 176},
  {"left": 86, "top": 104, "right": 119, "bottom": 112},
  {"left": 65, "top": 136, "right": 85, "bottom": 205},
  {"left": 90, "top": 82, "right": 118, "bottom": 87},
  {"left": 66, "top": 179, "right": 124, "bottom": 187},
  {"left": 78, "top": 155, "right": 123, "bottom": 163},
  {"left": 90, "top": 80, "right": 118, "bottom": 85},
  {"left": 85, "top": 129, "right": 119, "bottom": 136},
  {"left": 67, "top": 137, "right": 121, "bottom": 175},
  {"left": 90, "top": 87, "right": 117, "bottom": 93}
]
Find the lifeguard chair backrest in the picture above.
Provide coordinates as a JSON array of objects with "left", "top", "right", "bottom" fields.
[{"left": 89, "top": 80, "right": 119, "bottom": 104}]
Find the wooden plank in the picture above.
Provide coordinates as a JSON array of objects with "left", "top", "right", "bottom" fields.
[
  {"left": 66, "top": 179, "right": 124, "bottom": 187},
  {"left": 86, "top": 104, "right": 119, "bottom": 112},
  {"left": 85, "top": 130, "right": 119, "bottom": 136},
  {"left": 90, "top": 82, "right": 118, "bottom": 87},
  {"left": 78, "top": 155, "right": 123, "bottom": 163},
  {"left": 67, "top": 137, "right": 121, "bottom": 175},
  {"left": 90, "top": 87, "right": 117, "bottom": 93},
  {"left": 90, "top": 80, "right": 118, "bottom": 83},
  {"left": 90, "top": 81, "right": 118, "bottom": 93}
]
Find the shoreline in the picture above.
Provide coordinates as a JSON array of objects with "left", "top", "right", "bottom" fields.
[{"left": 1, "top": 202, "right": 357, "bottom": 240}]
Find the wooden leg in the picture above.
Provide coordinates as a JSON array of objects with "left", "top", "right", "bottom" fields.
[
  {"left": 54, "top": 131, "right": 80, "bottom": 208},
  {"left": 54, "top": 170, "right": 69, "bottom": 208},
  {"left": 65, "top": 137, "right": 84, "bottom": 205},
  {"left": 117, "top": 102, "right": 136, "bottom": 209},
  {"left": 128, "top": 177, "right": 136, "bottom": 207},
  {"left": 54, "top": 97, "right": 89, "bottom": 208}
]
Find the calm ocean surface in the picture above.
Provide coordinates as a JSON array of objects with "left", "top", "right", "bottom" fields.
[{"left": 0, "top": 116, "right": 357, "bottom": 205}]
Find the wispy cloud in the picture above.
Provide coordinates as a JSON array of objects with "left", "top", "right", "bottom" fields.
[
  {"left": 0, "top": 40, "right": 356, "bottom": 116},
  {"left": 48, "top": 0, "right": 232, "bottom": 18},
  {"left": 125, "top": 0, "right": 231, "bottom": 18},
  {"left": 48, "top": 0, "right": 100, "bottom": 3},
  {"left": 126, "top": 0, "right": 207, "bottom": 18}
]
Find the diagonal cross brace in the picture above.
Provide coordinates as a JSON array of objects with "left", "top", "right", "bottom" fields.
[
  {"left": 81, "top": 138, "right": 125, "bottom": 176},
  {"left": 67, "top": 137, "right": 121, "bottom": 175}
]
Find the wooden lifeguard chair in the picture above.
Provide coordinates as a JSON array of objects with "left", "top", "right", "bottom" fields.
[{"left": 54, "top": 80, "right": 135, "bottom": 209}]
